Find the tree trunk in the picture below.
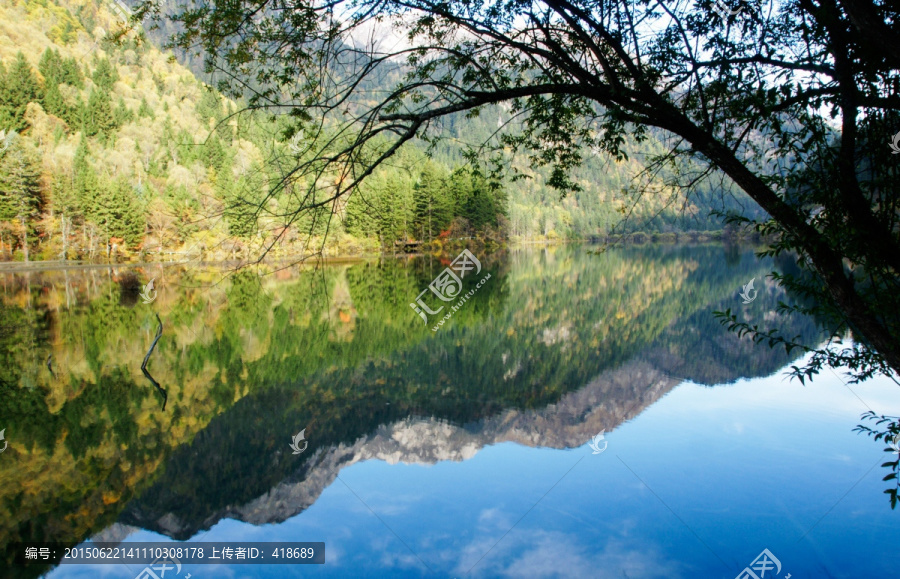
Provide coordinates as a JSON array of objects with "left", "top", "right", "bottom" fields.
[
  {"left": 664, "top": 108, "right": 900, "bottom": 373},
  {"left": 61, "top": 215, "right": 68, "bottom": 261},
  {"left": 20, "top": 213, "right": 28, "bottom": 263}
]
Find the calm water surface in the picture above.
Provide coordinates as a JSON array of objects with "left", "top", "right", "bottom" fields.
[{"left": 0, "top": 245, "right": 897, "bottom": 578}]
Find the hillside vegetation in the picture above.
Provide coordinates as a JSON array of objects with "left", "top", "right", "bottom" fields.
[{"left": 0, "top": 0, "right": 760, "bottom": 262}]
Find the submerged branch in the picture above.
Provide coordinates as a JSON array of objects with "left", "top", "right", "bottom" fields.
[{"left": 141, "top": 313, "right": 167, "bottom": 410}]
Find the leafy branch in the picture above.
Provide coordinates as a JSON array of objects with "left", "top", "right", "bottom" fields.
[{"left": 854, "top": 411, "right": 900, "bottom": 509}]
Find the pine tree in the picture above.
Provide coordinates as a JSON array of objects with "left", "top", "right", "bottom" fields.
[
  {"left": 413, "top": 161, "right": 452, "bottom": 240},
  {"left": 39, "top": 48, "right": 64, "bottom": 85},
  {"left": 463, "top": 172, "right": 505, "bottom": 230},
  {"left": 2, "top": 53, "right": 42, "bottom": 131},
  {"left": 82, "top": 89, "right": 116, "bottom": 137},
  {"left": 371, "top": 170, "right": 414, "bottom": 243},
  {"left": 201, "top": 134, "right": 225, "bottom": 170},
  {"left": 196, "top": 88, "right": 221, "bottom": 122},
  {"left": 60, "top": 57, "right": 84, "bottom": 88},
  {"left": 43, "top": 82, "right": 67, "bottom": 119},
  {"left": 0, "top": 61, "right": 11, "bottom": 129},
  {"left": 114, "top": 97, "right": 133, "bottom": 125},
  {"left": 73, "top": 136, "right": 99, "bottom": 217},
  {"left": 137, "top": 97, "right": 154, "bottom": 119},
  {"left": 91, "top": 58, "right": 118, "bottom": 92},
  {"left": 0, "top": 142, "right": 43, "bottom": 262},
  {"left": 94, "top": 178, "right": 145, "bottom": 249},
  {"left": 222, "top": 182, "right": 259, "bottom": 239},
  {"left": 58, "top": 20, "right": 76, "bottom": 45}
]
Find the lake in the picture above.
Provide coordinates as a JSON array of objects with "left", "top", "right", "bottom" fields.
[{"left": 0, "top": 244, "right": 897, "bottom": 578}]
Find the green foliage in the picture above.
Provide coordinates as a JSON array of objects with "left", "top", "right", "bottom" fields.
[
  {"left": 344, "top": 160, "right": 415, "bottom": 242},
  {"left": 91, "top": 58, "right": 118, "bottom": 92},
  {"left": 73, "top": 136, "right": 99, "bottom": 214},
  {"left": 219, "top": 158, "right": 261, "bottom": 239},
  {"left": 412, "top": 161, "right": 453, "bottom": 240},
  {"left": 854, "top": 412, "right": 900, "bottom": 509},
  {"left": 195, "top": 87, "right": 222, "bottom": 122},
  {"left": 200, "top": 134, "right": 226, "bottom": 170},
  {"left": 93, "top": 178, "right": 146, "bottom": 248},
  {"left": 42, "top": 82, "right": 66, "bottom": 119},
  {"left": 114, "top": 97, "right": 133, "bottom": 125},
  {"left": 450, "top": 168, "right": 506, "bottom": 230},
  {"left": 0, "top": 53, "right": 42, "bottom": 131},
  {"left": 137, "top": 97, "right": 154, "bottom": 119},
  {"left": 0, "top": 141, "right": 43, "bottom": 259},
  {"left": 39, "top": 48, "right": 83, "bottom": 88},
  {"left": 82, "top": 88, "right": 117, "bottom": 137}
]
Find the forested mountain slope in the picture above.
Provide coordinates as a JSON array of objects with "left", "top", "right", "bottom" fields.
[{"left": 0, "top": 0, "right": 764, "bottom": 262}]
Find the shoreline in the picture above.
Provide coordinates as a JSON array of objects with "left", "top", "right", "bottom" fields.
[{"left": 0, "top": 235, "right": 765, "bottom": 273}]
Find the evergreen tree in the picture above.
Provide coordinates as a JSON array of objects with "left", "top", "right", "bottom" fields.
[
  {"left": 38, "top": 48, "right": 64, "bottom": 85},
  {"left": 91, "top": 58, "right": 118, "bottom": 92},
  {"left": 82, "top": 89, "right": 116, "bottom": 137},
  {"left": 114, "top": 97, "right": 133, "bottom": 125},
  {"left": 137, "top": 97, "right": 154, "bottom": 119},
  {"left": 43, "top": 81, "right": 67, "bottom": 119},
  {"left": 457, "top": 170, "right": 505, "bottom": 231},
  {"left": 2, "top": 53, "right": 42, "bottom": 131},
  {"left": 201, "top": 134, "right": 226, "bottom": 171},
  {"left": 73, "top": 136, "right": 100, "bottom": 217},
  {"left": 196, "top": 88, "right": 221, "bottom": 122},
  {"left": 218, "top": 157, "right": 258, "bottom": 239},
  {"left": 58, "top": 20, "right": 76, "bottom": 45},
  {"left": 412, "top": 161, "right": 452, "bottom": 240},
  {"left": 94, "top": 178, "right": 145, "bottom": 249},
  {"left": 0, "top": 142, "right": 42, "bottom": 261},
  {"left": 39, "top": 49, "right": 84, "bottom": 89},
  {"left": 0, "top": 61, "right": 11, "bottom": 129},
  {"left": 222, "top": 180, "right": 258, "bottom": 239},
  {"left": 60, "top": 56, "right": 84, "bottom": 88}
]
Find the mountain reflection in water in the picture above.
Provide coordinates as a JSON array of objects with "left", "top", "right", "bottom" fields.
[{"left": 1, "top": 244, "right": 896, "bottom": 578}]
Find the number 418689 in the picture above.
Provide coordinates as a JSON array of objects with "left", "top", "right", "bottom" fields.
[{"left": 271, "top": 547, "right": 315, "bottom": 558}]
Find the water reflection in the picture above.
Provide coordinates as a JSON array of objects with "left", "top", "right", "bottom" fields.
[
  {"left": 140, "top": 313, "right": 166, "bottom": 410},
  {"left": 3, "top": 244, "right": 893, "bottom": 578}
]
